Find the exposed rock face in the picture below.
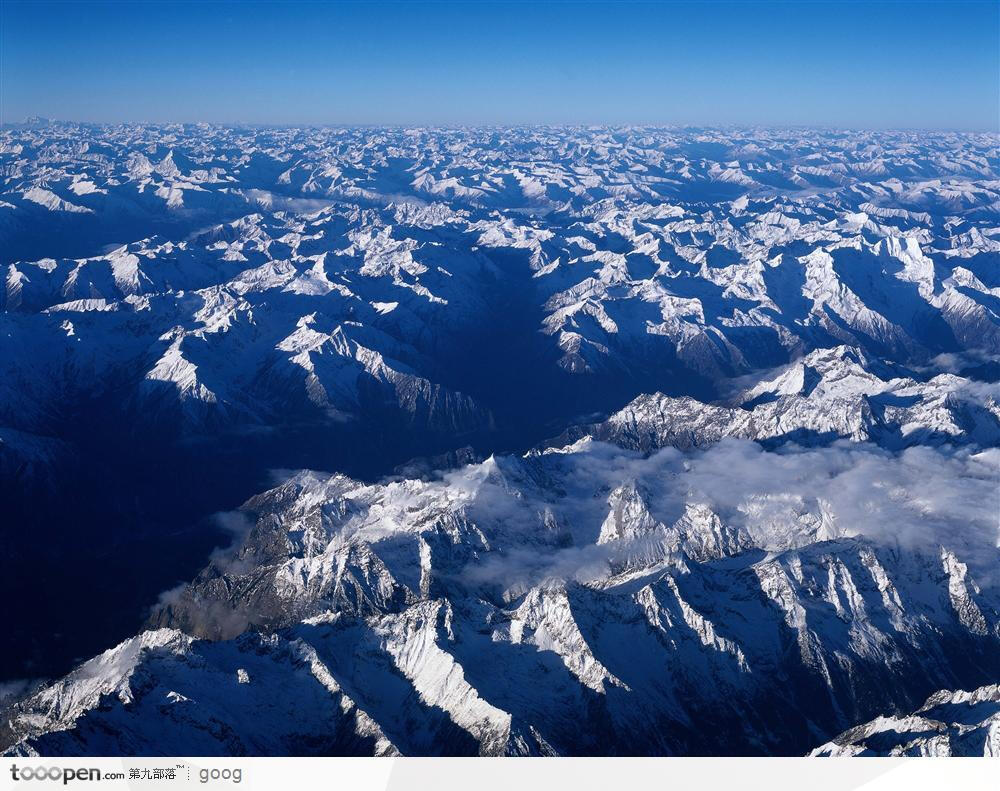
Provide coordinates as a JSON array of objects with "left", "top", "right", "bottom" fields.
[
  {"left": 810, "top": 684, "right": 1000, "bottom": 756},
  {"left": 564, "top": 345, "right": 999, "bottom": 452},
  {"left": 2, "top": 630, "right": 397, "bottom": 757}
]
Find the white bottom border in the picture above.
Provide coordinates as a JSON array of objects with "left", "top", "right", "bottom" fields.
[{"left": 1, "top": 757, "right": 996, "bottom": 791}]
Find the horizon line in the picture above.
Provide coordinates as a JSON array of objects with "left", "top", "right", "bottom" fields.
[{"left": 3, "top": 118, "right": 998, "bottom": 135}]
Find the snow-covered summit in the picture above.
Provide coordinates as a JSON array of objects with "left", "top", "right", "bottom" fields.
[
  {"left": 568, "top": 344, "right": 1000, "bottom": 452},
  {"left": 810, "top": 684, "right": 1000, "bottom": 756}
]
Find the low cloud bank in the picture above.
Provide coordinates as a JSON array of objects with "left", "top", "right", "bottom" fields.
[
  {"left": 152, "top": 438, "right": 1000, "bottom": 633},
  {"left": 448, "top": 439, "right": 1000, "bottom": 589}
]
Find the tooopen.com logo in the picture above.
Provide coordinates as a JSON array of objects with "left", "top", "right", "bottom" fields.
[{"left": 9, "top": 765, "right": 120, "bottom": 784}]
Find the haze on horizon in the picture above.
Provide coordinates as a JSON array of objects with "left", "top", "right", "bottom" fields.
[{"left": 1, "top": 1, "right": 998, "bottom": 131}]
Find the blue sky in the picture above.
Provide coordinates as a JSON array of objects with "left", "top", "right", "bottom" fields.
[{"left": 1, "top": 0, "right": 997, "bottom": 129}]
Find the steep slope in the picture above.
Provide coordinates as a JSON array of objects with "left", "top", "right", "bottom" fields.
[
  {"left": 564, "top": 345, "right": 999, "bottom": 451},
  {"left": 2, "top": 630, "right": 396, "bottom": 757},
  {"left": 810, "top": 684, "right": 1000, "bottom": 756}
]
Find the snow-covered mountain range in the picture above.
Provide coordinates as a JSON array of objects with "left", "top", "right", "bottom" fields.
[
  {"left": 811, "top": 684, "right": 1000, "bottom": 756},
  {"left": 1, "top": 123, "right": 997, "bottom": 756},
  {"left": 559, "top": 344, "right": 1000, "bottom": 451}
]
